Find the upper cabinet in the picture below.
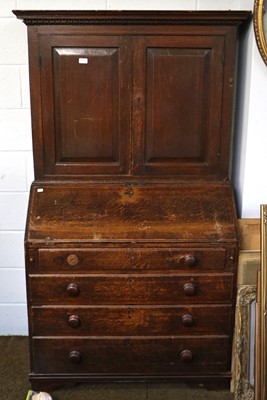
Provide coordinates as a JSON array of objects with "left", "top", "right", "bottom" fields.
[{"left": 14, "top": 10, "right": 251, "bottom": 180}]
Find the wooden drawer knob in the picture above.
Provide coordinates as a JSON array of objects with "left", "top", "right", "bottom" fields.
[
  {"left": 67, "top": 254, "right": 79, "bottom": 266},
  {"left": 67, "top": 283, "right": 80, "bottom": 297},
  {"left": 69, "top": 350, "right": 82, "bottom": 364},
  {"left": 68, "top": 314, "right": 80, "bottom": 328},
  {"left": 181, "top": 314, "right": 194, "bottom": 327},
  {"left": 180, "top": 349, "right": 193, "bottom": 363},
  {"left": 183, "top": 282, "right": 196, "bottom": 296},
  {"left": 181, "top": 254, "right": 197, "bottom": 267}
]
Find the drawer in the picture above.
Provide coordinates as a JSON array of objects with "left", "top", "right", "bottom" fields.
[
  {"left": 28, "top": 273, "right": 234, "bottom": 305},
  {"left": 31, "top": 337, "right": 230, "bottom": 374},
  {"left": 30, "top": 305, "right": 232, "bottom": 336},
  {"left": 35, "top": 248, "right": 227, "bottom": 273}
]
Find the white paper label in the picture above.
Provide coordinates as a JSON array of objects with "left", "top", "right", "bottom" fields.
[{"left": 79, "top": 58, "right": 88, "bottom": 64}]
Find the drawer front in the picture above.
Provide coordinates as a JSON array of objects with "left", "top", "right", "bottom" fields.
[
  {"left": 30, "top": 305, "right": 232, "bottom": 336},
  {"left": 29, "top": 273, "right": 233, "bottom": 305},
  {"left": 31, "top": 337, "right": 230, "bottom": 374},
  {"left": 36, "top": 248, "right": 227, "bottom": 273}
]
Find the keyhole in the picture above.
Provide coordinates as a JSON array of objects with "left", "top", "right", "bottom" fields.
[
  {"left": 124, "top": 187, "right": 134, "bottom": 197},
  {"left": 126, "top": 339, "right": 132, "bottom": 347}
]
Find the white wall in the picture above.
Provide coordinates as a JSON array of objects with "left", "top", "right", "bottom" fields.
[
  {"left": 236, "top": 44, "right": 267, "bottom": 218},
  {"left": 0, "top": 0, "right": 33, "bottom": 335},
  {"left": 232, "top": 15, "right": 267, "bottom": 218},
  {"left": 0, "top": 0, "right": 262, "bottom": 335}
]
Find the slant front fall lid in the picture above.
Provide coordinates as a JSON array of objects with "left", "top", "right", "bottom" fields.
[{"left": 26, "top": 183, "right": 238, "bottom": 244}]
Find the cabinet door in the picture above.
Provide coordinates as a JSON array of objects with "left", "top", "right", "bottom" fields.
[
  {"left": 39, "top": 35, "right": 131, "bottom": 177},
  {"left": 132, "top": 35, "right": 226, "bottom": 177}
]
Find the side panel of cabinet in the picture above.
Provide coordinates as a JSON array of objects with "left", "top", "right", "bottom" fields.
[
  {"left": 132, "top": 34, "right": 230, "bottom": 177},
  {"left": 38, "top": 34, "right": 131, "bottom": 177}
]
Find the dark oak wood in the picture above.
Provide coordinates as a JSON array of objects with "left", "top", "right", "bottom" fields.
[
  {"left": 30, "top": 305, "right": 232, "bottom": 336},
  {"left": 14, "top": 10, "right": 251, "bottom": 180},
  {"left": 28, "top": 273, "right": 234, "bottom": 305},
  {"left": 13, "top": 10, "right": 251, "bottom": 26},
  {"left": 31, "top": 337, "right": 230, "bottom": 374},
  {"left": 39, "top": 34, "right": 131, "bottom": 176},
  {"left": 36, "top": 247, "right": 229, "bottom": 272},
  {"left": 132, "top": 35, "right": 224, "bottom": 177},
  {"left": 13, "top": 9, "right": 251, "bottom": 392},
  {"left": 28, "top": 374, "right": 231, "bottom": 393},
  {"left": 25, "top": 183, "right": 238, "bottom": 243}
]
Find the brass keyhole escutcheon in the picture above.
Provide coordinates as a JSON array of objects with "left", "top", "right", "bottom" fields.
[
  {"left": 67, "top": 254, "right": 79, "bottom": 266},
  {"left": 124, "top": 187, "right": 134, "bottom": 197}
]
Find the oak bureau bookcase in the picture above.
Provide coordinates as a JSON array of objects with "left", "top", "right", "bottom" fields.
[{"left": 14, "top": 10, "right": 250, "bottom": 391}]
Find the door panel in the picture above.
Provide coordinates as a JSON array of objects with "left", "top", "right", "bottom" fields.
[
  {"left": 39, "top": 36, "right": 131, "bottom": 176},
  {"left": 145, "top": 47, "right": 210, "bottom": 162},
  {"left": 132, "top": 36, "right": 224, "bottom": 177},
  {"left": 53, "top": 47, "right": 119, "bottom": 162}
]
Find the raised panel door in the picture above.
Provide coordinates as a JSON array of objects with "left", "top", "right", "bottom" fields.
[
  {"left": 39, "top": 35, "right": 131, "bottom": 176},
  {"left": 132, "top": 35, "right": 225, "bottom": 177}
]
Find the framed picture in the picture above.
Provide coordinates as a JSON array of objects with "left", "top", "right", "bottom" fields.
[
  {"left": 232, "top": 285, "right": 256, "bottom": 399},
  {"left": 254, "top": 0, "right": 267, "bottom": 66},
  {"left": 255, "top": 205, "right": 267, "bottom": 400}
]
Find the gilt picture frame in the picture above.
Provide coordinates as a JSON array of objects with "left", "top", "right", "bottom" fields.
[
  {"left": 254, "top": 0, "right": 267, "bottom": 66},
  {"left": 256, "top": 205, "right": 267, "bottom": 400},
  {"left": 233, "top": 285, "right": 256, "bottom": 400}
]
